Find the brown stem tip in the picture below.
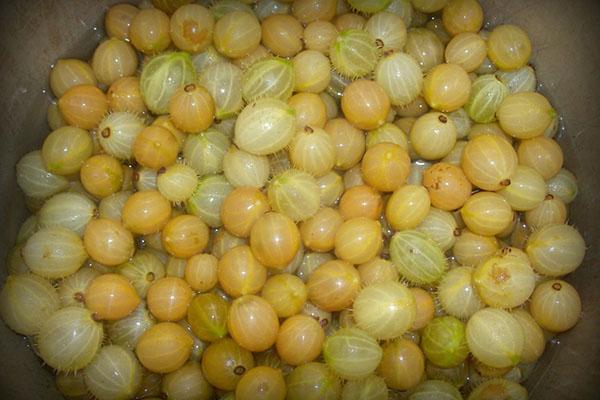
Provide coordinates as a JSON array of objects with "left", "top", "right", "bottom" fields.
[
  {"left": 552, "top": 282, "right": 563, "bottom": 291},
  {"left": 234, "top": 365, "right": 246, "bottom": 375},
  {"left": 73, "top": 292, "right": 85, "bottom": 303},
  {"left": 146, "top": 272, "right": 156, "bottom": 283}
]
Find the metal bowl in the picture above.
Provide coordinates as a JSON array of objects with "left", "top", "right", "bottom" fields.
[{"left": 0, "top": 0, "right": 598, "bottom": 398}]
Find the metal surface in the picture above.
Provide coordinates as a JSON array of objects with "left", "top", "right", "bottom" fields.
[{"left": 0, "top": 0, "right": 599, "bottom": 399}]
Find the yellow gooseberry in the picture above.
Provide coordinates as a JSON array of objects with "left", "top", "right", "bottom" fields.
[
  {"left": 358, "top": 257, "right": 399, "bottom": 286},
  {"left": 487, "top": 24, "right": 532, "bottom": 71},
  {"left": 292, "top": 0, "right": 337, "bottom": 24},
  {"left": 122, "top": 190, "right": 172, "bottom": 235},
  {"left": 422, "top": 162, "right": 472, "bottom": 211},
  {"left": 460, "top": 191, "right": 514, "bottom": 236},
  {"left": 517, "top": 137, "right": 564, "bottom": 180},
  {"left": 235, "top": 366, "right": 286, "bottom": 400},
  {"left": 250, "top": 212, "right": 301, "bottom": 270},
  {"left": 136, "top": 322, "right": 193, "bottom": 374},
  {"left": 334, "top": 13, "right": 366, "bottom": 31},
  {"left": 91, "top": 37, "right": 138, "bottom": 86},
  {"left": 275, "top": 314, "right": 325, "bottom": 366},
  {"left": 453, "top": 229, "right": 500, "bottom": 267},
  {"left": 147, "top": 277, "right": 193, "bottom": 321},
  {"left": 444, "top": 33, "right": 487, "bottom": 73},
  {"left": 161, "top": 214, "right": 209, "bottom": 258},
  {"left": 342, "top": 79, "right": 390, "bottom": 131},
  {"left": 461, "top": 134, "right": 518, "bottom": 191},
  {"left": 80, "top": 154, "right": 124, "bottom": 199},
  {"left": 378, "top": 339, "right": 425, "bottom": 390},
  {"left": 184, "top": 253, "right": 218, "bottom": 292},
  {"left": 227, "top": 295, "right": 280, "bottom": 352},
  {"left": 324, "top": 118, "right": 366, "bottom": 170},
  {"left": 288, "top": 93, "right": 328, "bottom": 130},
  {"left": 168, "top": 83, "right": 215, "bottom": 133},
  {"left": 105, "top": 3, "right": 139, "bottom": 41},
  {"left": 307, "top": 259, "right": 361, "bottom": 312},
  {"left": 423, "top": 63, "right": 471, "bottom": 112},
  {"left": 49, "top": 58, "right": 97, "bottom": 98},
  {"left": 339, "top": 185, "right": 384, "bottom": 220},
  {"left": 59, "top": 85, "right": 108, "bottom": 129},
  {"left": 201, "top": 338, "right": 255, "bottom": 391},
  {"left": 293, "top": 50, "right": 332, "bottom": 93},
  {"left": 83, "top": 218, "right": 134, "bottom": 266},
  {"left": 410, "top": 287, "right": 435, "bottom": 330},
  {"left": 410, "top": 112, "right": 457, "bottom": 160},
  {"left": 129, "top": 8, "right": 172, "bottom": 55},
  {"left": 220, "top": 187, "right": 270, "bottom": 238},
  {"left": 260, "top": 274, "right": 307, "bottom": 318},
  {"left": 303, "top": 20, "right": 338, "bottom": 54},
  {"left": 213, "top": 11, "right": 261, "bottom": 59},
  {"left": 170, "top": 4, "right": 214, "bottom": 53},
  {"left": 85, "top": 273, "right": 140, "bottom": 320},
  {"left": 361, "top": 143, "right": 411, "bottom": 192},
  {"left": 217, "top": 245, "right": 267, "bottom": 298},
  {"left": 299, "top": 207, "right": 343, "bottom": 253},
  {"left": 152, "top": 115, "right": 186, "bottom": 150},
  {"left": 261, "top": 14, "right": 304, "bottom": 57},
  {"left": 133, "top": 126, "right": 179, "bottom": 170},
  {"left": 442, "top": 0, "right": 484, "bottom": 36},
  {"left": 334, "top": 217, "right": 382, "bottom": 265},
  {"left": 386, "top": 185, "right": 431, "bottom": 231},
  {"left": 107, "top": 76, "right": 148, "bottom": 115}
]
